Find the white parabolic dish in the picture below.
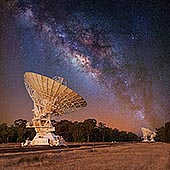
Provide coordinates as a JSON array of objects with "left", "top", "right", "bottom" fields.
[
  {"left": 24, "top": 72, "right": 87, "bottom": 117},
  {"left": 23, "top": 72, "right": 87, "bottom": 146}
]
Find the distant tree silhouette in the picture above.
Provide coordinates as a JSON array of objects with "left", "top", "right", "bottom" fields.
[
  {"left": 0, "top": 118, "right": 142, "bottom": 143},
  {"left": 14, "top": 119, "right": 28, "bottom": 142},
  {"left": 156, "top": 122, "right": 170, "bottom": 142},
  {"left": 54, "top": 120, "right": 73, "bottom": 142},
  {"left": 155, "top": 126, "right": 166, "bottom": 142},
  {"left": 98, "top": 122, "right": 106, "bottom": 142},
  {"left": 0, "top": 123, "right": 8, "bottom": 143},
  {"left": 82, "top": 119, "right": 97, "bottom": 142},
  {"left": 165, "top": 122, "right": 170, "bottom": 142}
]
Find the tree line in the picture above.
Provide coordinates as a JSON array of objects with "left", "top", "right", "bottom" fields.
[
  {"left": 155, "top": 122, "right": 170, "bottom": 142},
  {"left": 0, "top": 118, "right": 140, "bottom": 143},
  {"left": 53, "top": 119, "right": 139, "bottom": 142},
  {"left": 0, "top": 118, "right": 170, "bottom": 144}
]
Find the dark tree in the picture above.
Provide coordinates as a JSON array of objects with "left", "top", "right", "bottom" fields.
[
  {"left": 0, "top": 123, "right": 8, "bottom": 143},
  {"left": 54, "top": 120, "right": 73, "bottom": 142},
  {"left": 98, "top": 122, "right": 106, "bottom": 142},
  {"left": 155, "top": 122, "right": 170, "bottom": 142},
  {"left": 82, "top": 119, "right": 97, "bottom": 142},
  {"left": 155, "top": 126, "right": 166, "bottom": 142},
  {"left": 165, "top": 122, "right": 170, "bottom": 142},
  {"left": 14, "top": 119, "right": 27, "bottom": 142}
]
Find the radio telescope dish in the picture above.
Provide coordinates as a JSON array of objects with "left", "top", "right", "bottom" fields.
[
  {"left": 22, "top": 72, "right": 87, "bottom": 146},
  {"left": 141, "top": 127, "right": 156, "bottom": 142}
]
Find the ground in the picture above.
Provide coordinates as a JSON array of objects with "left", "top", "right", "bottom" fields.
[{"left": 0, "top": 142, "right": 170, "bottom": 170}]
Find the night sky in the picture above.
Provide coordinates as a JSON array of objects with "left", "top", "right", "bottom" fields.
[{"left": 0, "top": 0, "right": 170, "bottom": 133}]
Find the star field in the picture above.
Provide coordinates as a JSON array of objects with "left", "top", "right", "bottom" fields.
[{"left": 0, "top": 0, "right": 170, "bottom": 133}]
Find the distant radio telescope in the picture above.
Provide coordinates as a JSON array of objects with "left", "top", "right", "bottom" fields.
[
  {"left": 141, "top": 127, "right": 156, "bottom": 142},
  {"left": 22, "top": 72, "right": 87, "bottom": 146}
]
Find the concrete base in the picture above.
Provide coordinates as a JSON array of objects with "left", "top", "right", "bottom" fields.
[
  {"left": 142, "top": 139, "right": 149, "bottom": 142},
  {"left": 22, "top": 133, "right": 65, "bottom": 147}
]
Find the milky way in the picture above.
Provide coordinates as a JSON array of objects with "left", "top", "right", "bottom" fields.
[{"left": 0, "top": 0, "right": 170, "bottom": 133}]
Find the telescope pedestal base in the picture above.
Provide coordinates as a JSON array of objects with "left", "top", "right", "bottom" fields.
[{"left": 22, "top": 133, "right": 65, "bottom": 147}]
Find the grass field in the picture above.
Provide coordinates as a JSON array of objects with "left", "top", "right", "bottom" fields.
[{"left": 0, "top": 142, "right": 170, "bottom": 170}]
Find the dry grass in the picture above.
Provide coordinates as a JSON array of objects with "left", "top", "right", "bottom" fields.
[{"left": 0, "top": 142, "right": 170, "bottom": 170}]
